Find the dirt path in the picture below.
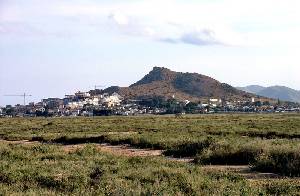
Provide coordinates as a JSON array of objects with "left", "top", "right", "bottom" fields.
[
  {"left": 96, "top": 143, "right": 163, "bottom": 157},
  {"left": 63, "top": 143, "right": 163, "bottom": 157},
  {"left": 0, "top": 139, "right": 291, "bottom": 180},
  {"left": 0, "top": 139, "right": 39, "bottom": 145},
  {"left": 105, "top": 131, "right": 138, "bottom": 135}
]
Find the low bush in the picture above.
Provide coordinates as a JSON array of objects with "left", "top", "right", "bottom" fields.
[
  {"left": 164, "top": 137, "right": 214, "bottom": 157},
  {"left": 253, "top": 147, "right": 300, "bottom": 177},
  {"left": 51, "top": 135, "right": 106, "bottom": 145},
  {"left": 194, "top": 143, "right": 263, "bottom": 165}
]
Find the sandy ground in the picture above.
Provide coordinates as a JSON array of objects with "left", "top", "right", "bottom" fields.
[
  {"left": 104, "top": 131, "right": 138, "bottom": 135},
  {"left": 62, "top": 143, "right": 163, "bottom": 157},
  {"left": 0, "top": 139, "right": 39, "bottom": 145}
]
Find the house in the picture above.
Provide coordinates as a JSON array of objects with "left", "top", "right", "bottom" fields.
[
  {"left": 101, "top": 92, "right": 123, "bottom": 107},
  {"left": 71, "top": 109, "right": 80, "bottom": 116},
  {"left": 86, "top": 97, "right": 100, "bottom": 106},
  {"left": 184, "top": 100, "right": 190, "bottom": 105},
  {"left": 75, "top": 91, "right": 90, "bottom": 99},
  {"left": 210, "top": 98, "right": 219, "bottom": 102},
  {"left": 67, "top": 102, "right": 80, "bottom": 109},
  {"left": 42, "top": 98, "right": 63, "bottom": 109},
  {"left": 201, "top": 103, "right": 209, "bottom": 107}
]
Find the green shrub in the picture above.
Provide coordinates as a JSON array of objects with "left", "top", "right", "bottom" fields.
[
  {"left": 194, "top": 141, "right": 263, "bottom": 165},
  {"left": 164, "top": 137, "right": 214, "bottom": 157},
  {"left": 253, "top": 148, "right": 300, "bottom": 177}
]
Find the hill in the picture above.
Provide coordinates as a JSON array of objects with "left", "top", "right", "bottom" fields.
[
  {"left": 237, "top": 85, "right": 300, "bottom": 103},
  {"left": 237, "top": 85, "right": 265, "bottom": 94},
  {"left": 104, "top": 67, "right": 261, "bottom": 102}
]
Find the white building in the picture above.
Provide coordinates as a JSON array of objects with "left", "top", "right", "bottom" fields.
[
  {"left": 210, "top": 98, "right": 219, "bottom": 102},
  {"left": 102, "top": 93, "right": 123, "bottom": 107},
  {"left": 86, "top": 97, "right": 100, "bottom": 106},
  {"left": 67, "top": 101, "right": 84, "bottom": 109},
  {"left": 75, "top": 91, "right": 90, "bottom": 98},
  {"left": 184, "top": 100, "right": 190, "bottom": 105}
]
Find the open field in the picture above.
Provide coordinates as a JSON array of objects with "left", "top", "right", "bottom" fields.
[{"left": 1, "top": 114, "right": 300, "bottom": 195}]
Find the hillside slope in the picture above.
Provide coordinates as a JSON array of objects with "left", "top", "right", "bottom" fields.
[{"left": 104, "top": 67, "right": 260, "bottom": 102}]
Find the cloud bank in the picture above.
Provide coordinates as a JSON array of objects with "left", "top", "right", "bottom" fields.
[
  {"left": 1, "top": 0, "right": 300, "bottom": 47},
  {"left": 108, "top": 11, "right": 232, "bottom": 46}
]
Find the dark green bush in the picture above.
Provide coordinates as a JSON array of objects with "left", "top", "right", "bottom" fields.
[
  {"left": 164, "top": 137, "right": 214, "bottom": 157},
  {"left": 52, "top": 135, "right": 106, "bottom": 144},
  {"left": 194, "top": 143, "right": 263, "bottom": 165},
  {"left": 253, "top": 148, "right": 300, "bottom": 177}
]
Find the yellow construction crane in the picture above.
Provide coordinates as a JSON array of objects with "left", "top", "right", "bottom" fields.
[{"left": 4, "top": 93, "right": 32, "bottom": 106}]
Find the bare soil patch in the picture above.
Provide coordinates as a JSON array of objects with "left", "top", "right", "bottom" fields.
[
  {"left": 104, "top": 131, "right": 138, "bottom": 135},
  {"left": 0, "top": 139, "right": 39, "bottom": 145},
  {"left": 62, "top": 144, "right": 85, "bottom": 153},
  {"left": 96, "top": 143, "right": 163, "bottom": 157},
  {"left": 62, "top": 143, "right": 163, "bottom": 157}
]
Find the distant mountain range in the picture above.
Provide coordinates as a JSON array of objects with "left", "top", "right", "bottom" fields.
[
  {"left": 103, "top": 67, "right": 268, "bottom": 102},
  {"left": 237, "top": 85, "right": 300, "bottom": 103}
]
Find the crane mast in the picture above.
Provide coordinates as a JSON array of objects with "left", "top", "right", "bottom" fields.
[{"left": 4, "top": 93, "right": 32, "bottom": 106}]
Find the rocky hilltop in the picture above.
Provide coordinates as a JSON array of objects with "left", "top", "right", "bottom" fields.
[{"left": 104, "top": 67, "right": 262, "bottom": 102}]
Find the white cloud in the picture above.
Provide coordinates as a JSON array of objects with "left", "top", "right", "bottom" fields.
[
  {"left": 180, "top": 30, "right": 221, "bottom": 46},
  {"left": 1, "top": 0, "right": 300, "bottom": 48},
  {"left": 108, "top": 11, "right": 156, "bottom": 38},
  {"left": 107, "top": 11, "right": 240, "bottom": 46},
  {"left": 109, "top": 11, "right": 128, "bottom": 26}
]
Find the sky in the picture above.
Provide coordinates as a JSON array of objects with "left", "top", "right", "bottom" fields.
[{"left": 1, "top": 0, "right": 300, "bottom": 106}]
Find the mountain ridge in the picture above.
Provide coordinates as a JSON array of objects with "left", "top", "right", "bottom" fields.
[
  {"left": 237, "top": 85, "right": 300, "bottom": 103},
  {"left": 237, "top": 85, "right": 266, "bottom": 94}
]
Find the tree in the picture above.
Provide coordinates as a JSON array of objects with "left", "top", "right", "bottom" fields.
[{"left": 277, "top": 98, "right": 281, "bottom": 106}]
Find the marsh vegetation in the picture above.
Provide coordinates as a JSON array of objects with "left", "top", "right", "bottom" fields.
[{"left": 1, "top": 114, "right": 300, "bottom": 195}]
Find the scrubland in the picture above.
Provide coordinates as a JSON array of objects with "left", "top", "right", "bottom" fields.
[{"left": 1, "top": 114, "right": 300, "bottom": 195}]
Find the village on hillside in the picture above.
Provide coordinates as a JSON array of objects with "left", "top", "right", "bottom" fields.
[{"left": 1, "top": 89, "right": 299, "bottom": 117}]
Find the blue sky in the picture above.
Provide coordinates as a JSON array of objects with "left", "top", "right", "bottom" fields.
[{"left": 1, "top": 0, "right": 300, "bottom": 106}]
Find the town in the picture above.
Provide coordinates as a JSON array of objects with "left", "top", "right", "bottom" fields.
[{"left": 1, "top": 89, "right": 299, "bottom": 117}]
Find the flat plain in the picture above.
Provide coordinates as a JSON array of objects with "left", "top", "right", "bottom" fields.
[{"left": 1, "top": 114, "right": 300, "bottom": 195}]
